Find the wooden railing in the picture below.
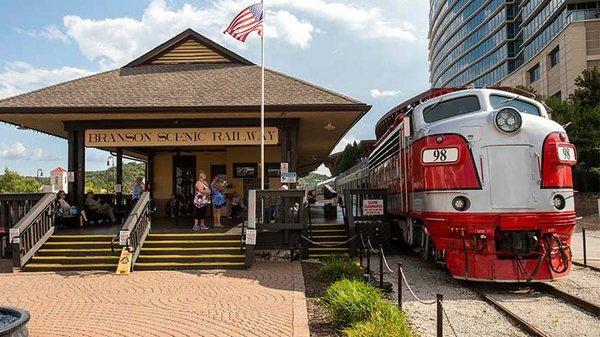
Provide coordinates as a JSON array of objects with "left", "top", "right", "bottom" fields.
[
  {"left": 120, "top": 192, "right": 152, "bottom": 268},
  {"left": 343, "top": 189, "right": 389, "bottom": 254},
  {"left": 245, "top": 190, "right": 308, "bottom": 266},
  {"left": 0, "top": 194, "right": 46, "bottom": 257},
  {"left": 9, "top": 193, "right": 56, "bottom": 268},
  {"left": 0, "top": 194, "right": 45, "bottom": 230}
]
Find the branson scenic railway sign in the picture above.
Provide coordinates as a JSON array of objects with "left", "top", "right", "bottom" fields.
[{"left": 85, "top": 127, "right": 279, "bottom": 147}]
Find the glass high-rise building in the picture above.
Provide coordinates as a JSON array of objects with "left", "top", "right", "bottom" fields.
[{"left": 429, "top": 0, "right": 600, "bottom": 88}]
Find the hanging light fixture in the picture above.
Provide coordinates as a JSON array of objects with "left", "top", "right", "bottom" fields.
[{"left": 324, "top": 120, "right": 336, "bottom": 131}]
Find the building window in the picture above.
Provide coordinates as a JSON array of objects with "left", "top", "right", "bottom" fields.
[
  {"left": 529, "top": 64, "right": 540, "bottom": 83},
  {"left": 549, "top": 46, "right": 560, "bottom": 68},
  {"left": 552, "top": 91, "right": 562, "bottom": 101}
]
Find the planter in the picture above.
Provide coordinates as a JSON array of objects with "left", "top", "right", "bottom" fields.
[{"left": 0, "top": 307, "right": 29, "bottom": 337}]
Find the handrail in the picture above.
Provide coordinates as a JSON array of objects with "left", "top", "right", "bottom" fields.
[
  {"left": 11, "top": 193, "right": 56, "bottom": 268},
  {"left": 119, "top": 192, "right": 151, "bottom": 269},
  {"left": 0, "top": 193, "right": 45, "bottom": 202}
]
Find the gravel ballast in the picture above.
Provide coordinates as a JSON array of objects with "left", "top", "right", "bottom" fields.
[
  {"left": 368, "top": 253, "right": 528, "bottom": 337},
  {"left": 551, "top": 265, "right": 600, "bottom": 307}
]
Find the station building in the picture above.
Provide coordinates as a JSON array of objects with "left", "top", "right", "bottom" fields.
[{"left": 0, "top": 29, "right": 370, "bottom": 213}]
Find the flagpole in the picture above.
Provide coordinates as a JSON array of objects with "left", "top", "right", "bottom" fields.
[{"left": 260, "top": 0, "right": 265, "bottom": 191}]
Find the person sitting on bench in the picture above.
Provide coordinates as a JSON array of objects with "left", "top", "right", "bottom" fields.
[
  {"left": 57, "top": 190, "right": 88, "bottom": 227},
  {"left": 84, "top": 191, "right": 116, "bottom": 224}
]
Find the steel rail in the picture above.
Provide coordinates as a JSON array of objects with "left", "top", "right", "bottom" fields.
[
  {"left": 532, "top": 283, "right": 600, "bottom": 317},
  {"left": 468, "top": 286, "right": 550, "bottom": 337}
]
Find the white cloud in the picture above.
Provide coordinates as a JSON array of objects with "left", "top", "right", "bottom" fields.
[
  {"left": 26, "top": 25, "right": 69, "bottom": 42},
  {"left": 268, "top": 10, "right": 315, "bottom": 49},
  {"left": 60, "top": 0, "right": 318, "bottom": 69},
  {"left": 332, "top": 137, "right": 357, "bottom": 154},
  {"left": 0, "top": 142, "right": 27, "bottom": 159},
  {"left": 370, "top": 89, "right": 401, "bottom": 98},
  {"left": 51, "top": 0, "right": 419, "bottom": 69},
  {"left": 0, "top": 142, "right": 58, "bottom": 161},
  {"left": 314, "top": 164, "right": 331, "bottom": 177},
  {"left": 0, "top": 61, "right": 93, "bottom": 99},
  {"left": 270, "top": 0, "right": 419, "bottom": 41}
]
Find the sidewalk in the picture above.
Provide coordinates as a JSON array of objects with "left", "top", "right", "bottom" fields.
[
  {"left": 0, "top": 262, "right": 309, "bottom": 337},
  {"left": 571, "top": 230, "right": 600, "bottom": 269}
]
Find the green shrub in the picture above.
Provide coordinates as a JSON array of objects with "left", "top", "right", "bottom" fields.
[
  {"left": 344, "top": 302, "right": 413, "bottom": 337},
  {"left": 316, "top": 254, "right": 363, "bottom": 283},
  {"left": 322, "top": 279, "right": 382, "bottom": 328}
]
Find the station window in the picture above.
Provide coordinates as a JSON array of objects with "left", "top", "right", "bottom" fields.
[
  {"left": 549, "top": 47, "right": 560, "bottom": 68},
  {"left": 528, "top": 64, "right": 540, "bottom": 83}
]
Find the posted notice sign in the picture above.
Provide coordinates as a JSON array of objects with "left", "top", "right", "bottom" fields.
[
  {"left": 362, "top": 199, "right": 384, "bottom": 216},
  {"left": 281, "top": 172, "right": 297, "bottom": 184},
  {"left": 246, "top": 229, "right": 257, "bottom": 245}
]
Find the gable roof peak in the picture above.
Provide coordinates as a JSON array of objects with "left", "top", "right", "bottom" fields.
[{"left": 123, "top": 28, "right": 253, "bottom": 68}]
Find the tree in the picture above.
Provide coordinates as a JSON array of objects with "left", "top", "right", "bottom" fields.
[
  {"left": 298, "top": 172, "right": 330, "bottom": 190},
  {"left": 85, "top": 162, "right": 146, "bottom": 193},
  {"left": 548, "top": 67, "right": 600, "bottom": 167},
  {"left": 332, "top": 141, "right": 364, "bottom": 176},
  {"left": 570, "top": 67, "right": 600, "bottom": 108},
  {"left": 0, "top": 168, "right": 42, "bottom": 193}
]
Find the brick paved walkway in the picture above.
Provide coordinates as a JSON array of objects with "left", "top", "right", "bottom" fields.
[{"left": 0, "top": 261, "right": 309, "bottom": 337}]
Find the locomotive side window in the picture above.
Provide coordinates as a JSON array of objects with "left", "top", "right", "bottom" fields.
[
  {"left": 422, "top": 95, "right": 481, "bottom": 123},
  {"left": 490, "top": 95, "right": 540, "bottom": 116}
]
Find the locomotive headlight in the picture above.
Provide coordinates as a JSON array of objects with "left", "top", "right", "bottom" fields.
[
  {"left": 495, "top": 108, "right": 522, "bottom": 133},
  {"left": 452, "top": 196, "right": 470, "bottom": 212},
  {"left": 552, "top": 194, "right": 566, "bottom": 210}
]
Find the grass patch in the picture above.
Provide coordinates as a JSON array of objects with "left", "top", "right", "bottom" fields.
[
  {"left": 322, "top": 279, "right": 382, "bottom": 329},
  {"left": 344, "top": 302, "right": 412, "bottom": 337},
  {"left": 315, "top": 254, "right": 363, "bottom": 283}
]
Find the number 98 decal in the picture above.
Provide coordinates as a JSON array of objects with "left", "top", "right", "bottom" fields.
[{"left": 422, "top": 148, "right": 459, "bottom": 164}]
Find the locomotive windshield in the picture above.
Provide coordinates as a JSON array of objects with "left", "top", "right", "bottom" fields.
[
  {"left": 422, "top": 95, "right": 481, "bottom": 123},
  {"left": 490, "top": 94, "right": 540, "bottom": 116}
]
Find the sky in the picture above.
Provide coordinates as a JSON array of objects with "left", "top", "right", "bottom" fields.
[{"left": 0, "top": 0, "right": 431, "bottom": 176}]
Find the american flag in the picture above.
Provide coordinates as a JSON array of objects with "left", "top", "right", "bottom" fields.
[{"left": 224, "top": 3, "right": 263, "bottom": 42}]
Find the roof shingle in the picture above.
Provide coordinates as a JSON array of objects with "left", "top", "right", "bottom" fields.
[{"left": 0, "top": 63, "right": 364, "bottom": 111}]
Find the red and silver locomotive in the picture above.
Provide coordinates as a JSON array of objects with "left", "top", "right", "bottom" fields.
[{"left": 369, "top": 88, "right": 577, "bottom": 282}]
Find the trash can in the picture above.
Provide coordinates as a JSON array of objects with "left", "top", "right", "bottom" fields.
[{"left": 0, "top": 307, "right": 30, "bottom": 337}]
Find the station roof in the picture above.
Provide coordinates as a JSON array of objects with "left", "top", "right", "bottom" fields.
[{"left": 0, "top": 29, "right": 370, "bottom": 174}]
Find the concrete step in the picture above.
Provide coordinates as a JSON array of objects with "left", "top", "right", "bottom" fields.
[
  {"left": 22, "top": 263, "right": 116, "bottom": 272},
  {"left": 308, "top": 247, "right": 349, "bottom": 252},
  {"left": 143, "top": 240, "right": 241, "bottom": 248},
  {"left": 310, "top": 229, "right": 346, "bottom": 234},
  {"left": 308, "top": 253, "right": 350, "bottom": 259},
  {"left": 31, "top": 255, "right": 119, "bottom": 264},
  {"left": 43, "top": 241, "right": 113, "bottom": 249},
  {"left": 137, "top": 254, "right": 244, "bottom": 263},
  {"left": 48, "top": 235, "right": 114, "bottom": 242},
  {"left": 37, "top": 248, "right": 115, "bottom": 256},
  {"left": 141, "top": 247, "right": 244, "bottom": 255},
  {"left": 309, "top": 235, "right": 347, "bottom": 240},
  {"left": 135, "top": 261, "right": 245, "bottom": 271},
  {"left": 146, "top": 233, "right": 241, "bottom": 241}
]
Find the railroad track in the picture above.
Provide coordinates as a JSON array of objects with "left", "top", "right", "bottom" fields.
[{"left": 468, "top": 283, "right": 600, "bottom": 337}]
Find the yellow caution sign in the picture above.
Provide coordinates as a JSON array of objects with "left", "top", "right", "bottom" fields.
[{"left": 115, "top": 248, "right": 132, "bottom": 275}]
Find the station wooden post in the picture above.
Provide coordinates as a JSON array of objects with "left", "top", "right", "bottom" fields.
[{"left": 116, "top": 148, "right": 123, "bottom": 207}]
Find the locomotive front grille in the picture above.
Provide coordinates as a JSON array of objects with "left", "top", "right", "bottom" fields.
[{"left": 495, "top": 230, "right": 540, "bottom": 260}]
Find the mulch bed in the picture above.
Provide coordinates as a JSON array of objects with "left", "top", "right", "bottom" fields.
[{"left": 302, "top": 262, "right": 340, "bottom": 337}]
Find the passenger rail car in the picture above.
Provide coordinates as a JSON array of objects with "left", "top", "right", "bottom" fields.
[
  {"left": 335, "top": 159, "right": 369, "bottom": 197},
  {"left": 369, "top": 88, "right": 577, "bottom": 282}
]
